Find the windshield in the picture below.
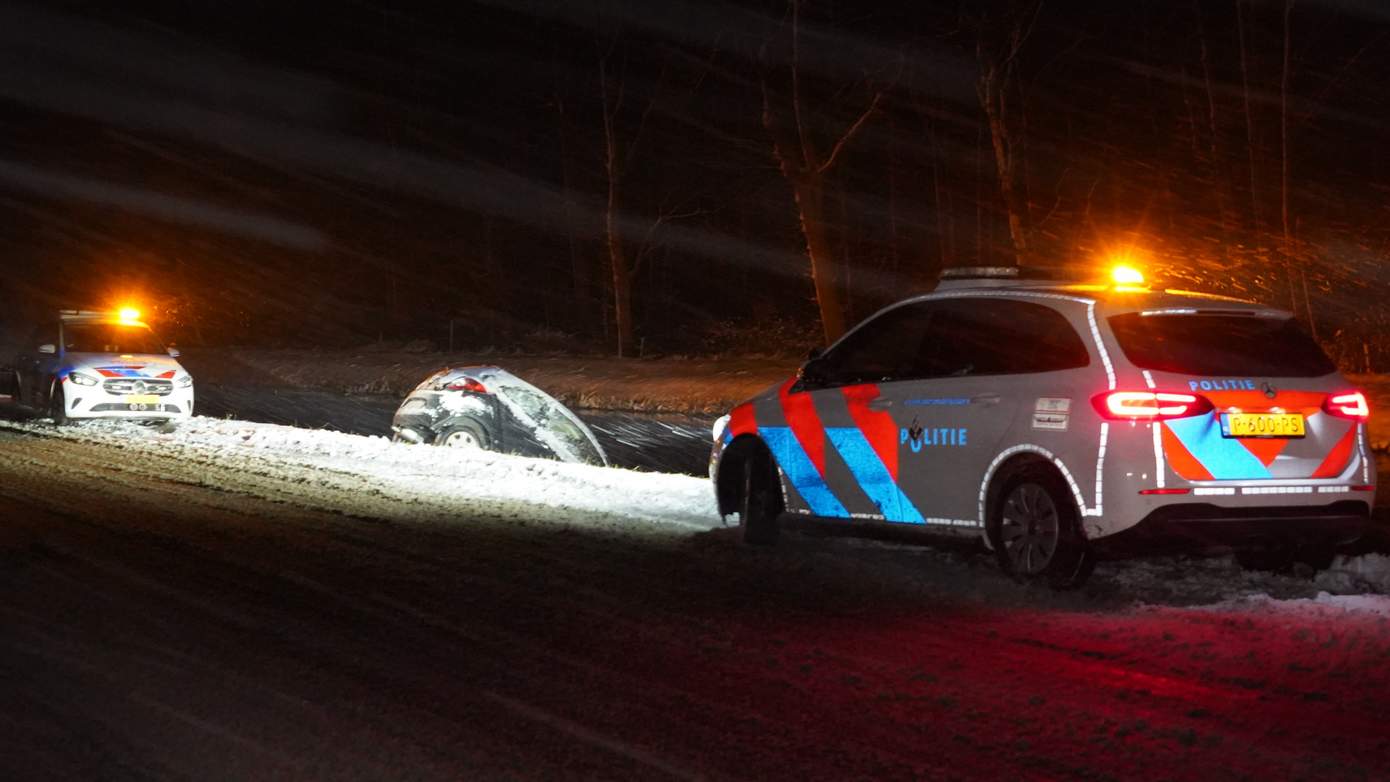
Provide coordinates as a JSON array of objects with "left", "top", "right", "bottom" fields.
[
  {"left": 1108, "top": 313, "right": 1336, "bottom": 377},
  {"left": 498, "top": 385, "right": 606, "bottom": 466},
  {"left": 63, "top": 322, "right": 166, "bottom": 355}
]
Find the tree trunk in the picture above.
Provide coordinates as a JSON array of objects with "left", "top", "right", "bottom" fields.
[
  {"left": 979, "top": 67, "right": 1027, "bottom": 265},
  {"left": 604, "top": 140, "right": 633, "bottom": 358},
  {"left": 794, "top": 176, "right": 845, "bottom": 345},
  {"left": 1235, "top": 0, "right": 1261, "bottom": 230}
]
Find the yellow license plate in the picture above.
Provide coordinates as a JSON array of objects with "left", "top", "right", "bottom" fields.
[
  {"left": 127, "top": 395, "right": 160, "bottom": 405},
  {"left": 1222, "top": 413, "right": 1305, "bottom": 438}
]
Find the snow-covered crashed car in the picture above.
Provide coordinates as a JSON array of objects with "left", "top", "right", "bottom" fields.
[
  {"left": 11, "top": 309, "right": 194, "bottom": 424},
  {"left": 391, "top": 366, "right": 608, "bottom": 466}
]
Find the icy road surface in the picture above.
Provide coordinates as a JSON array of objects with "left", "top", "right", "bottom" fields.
[{"left": 1, "top": 417, "right": 1389, "bottom": 780}]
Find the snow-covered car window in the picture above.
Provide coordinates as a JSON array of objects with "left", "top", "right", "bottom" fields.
[
  {"left": 499, "top": 386, "right": 605, "bottom": 466},
  {"left": 64, "top": 323, "right": 165, "bottom": 354}
]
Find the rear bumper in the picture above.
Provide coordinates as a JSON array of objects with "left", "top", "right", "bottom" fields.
[{"left": 1092, "top": 500, "right": 1371, "bottom": 557}]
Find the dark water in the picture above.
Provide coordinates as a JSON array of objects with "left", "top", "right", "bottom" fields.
[{"left": 194, "top": 384, "right": 713, "bottom": 475}]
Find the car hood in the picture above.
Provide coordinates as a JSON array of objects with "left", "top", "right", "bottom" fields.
[{"left": 66, "top": 353, "right": 188, "bottom": 380}]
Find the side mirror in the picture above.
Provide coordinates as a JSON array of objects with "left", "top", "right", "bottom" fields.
[
  {"left": 167, "top": 347, "right": 181, "bottom": 358},
  {"left": 798, "top": 354, "right": 827, "bottom": 386},
  {"left": 37, "top": 344, "right": 56, "bottom": 355}
]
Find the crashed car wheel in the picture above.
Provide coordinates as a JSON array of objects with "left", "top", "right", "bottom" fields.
[{"left": 435, "top": 422, "right": 490, "bottom": 450}]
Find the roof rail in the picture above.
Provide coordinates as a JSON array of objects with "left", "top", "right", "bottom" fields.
[{"left": 936, "top": 265, "right": 1069, "bottom": 290}]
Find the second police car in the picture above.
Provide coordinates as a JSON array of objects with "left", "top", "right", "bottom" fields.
[
  {"left": 11, "top": 308, "right": 194, "bottom": 425},
  {"left": 710, "top": 267, "right": 1374, "bottom": 588}
]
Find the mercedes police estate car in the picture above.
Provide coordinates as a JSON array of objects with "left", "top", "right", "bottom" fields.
[
  {"left": 710, "top": 268, "right": 1374, "bottom": 588},
  {"left": 11, "top": 309, "right": 194, "bottom": 425}
]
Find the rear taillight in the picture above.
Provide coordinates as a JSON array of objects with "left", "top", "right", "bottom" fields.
[
  {"left": 445, "top": 378, "right": 488, "bottom": 394},
  {"left": 1092, "top": 390, "right": 1213, "bottom": 421},
  {"left": 1322, "top": 391, "right": 1369, "bottom": 422}
]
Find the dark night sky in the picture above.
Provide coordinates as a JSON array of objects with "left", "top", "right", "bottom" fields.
[{"left": 1, "top": 0, "right": 1388, "bottom": 361}]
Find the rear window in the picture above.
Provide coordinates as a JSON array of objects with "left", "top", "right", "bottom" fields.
[{"left": 1108, "top": 313, "right": 1336, "bottom": 377}]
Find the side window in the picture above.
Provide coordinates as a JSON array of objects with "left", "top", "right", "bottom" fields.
[
  {"left": 913, "top": 299, "right": 1089, "bottom": 378},
  {"left": 32, "top": 324, "right": 57, "bottom": 350},
  {"left": 815, "top": 302, "right": 934, "bottom": 385}
]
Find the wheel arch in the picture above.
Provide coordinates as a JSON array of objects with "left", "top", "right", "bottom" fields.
[
  {"left": 715, "top": 433, "right": 776, "bottom": 517},
  {"left": 978, "top": 446, "right": 1088, "bottom": 533}
]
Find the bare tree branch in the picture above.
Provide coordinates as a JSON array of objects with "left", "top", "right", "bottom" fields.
[{"left": 816, "top": 89, "right": 884, "bottom": 176}]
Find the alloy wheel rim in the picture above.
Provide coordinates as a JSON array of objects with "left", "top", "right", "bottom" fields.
[
  {"left": 1000, "top": 483, "right": 1060, "bottom": 575},
  {"left": 442, "top": 430, "right": 480, "bottom": 448}
]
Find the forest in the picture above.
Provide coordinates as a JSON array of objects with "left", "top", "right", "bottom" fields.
[{"left": 0, "top": 0, "right": 1387, "bottom": 368}]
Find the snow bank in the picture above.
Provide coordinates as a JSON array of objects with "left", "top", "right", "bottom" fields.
[{"left": 1, "top": 416, "right": 722, "bottom": 532}]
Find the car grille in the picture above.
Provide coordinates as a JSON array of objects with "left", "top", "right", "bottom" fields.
[{"left": 103, "top": 378, "right": 174, "bottom": 396}]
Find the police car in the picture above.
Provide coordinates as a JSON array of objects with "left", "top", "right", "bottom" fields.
[
  {"left": 710, "top": 267, "right": 1374, "bottom": 588},
  {"left": 11, "top": 309, "right": 194, "bottom": 425}
]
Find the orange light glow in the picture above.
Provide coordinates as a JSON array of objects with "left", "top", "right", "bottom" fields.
[
  {"left": 118, "top": 307, "right": 141, "bottom": 322},
  {"left": 1110, "top": 265, "right": 1145, "bottom": 286}
]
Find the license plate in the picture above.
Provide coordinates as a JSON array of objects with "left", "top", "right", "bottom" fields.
[
  {"left": 1221, "top": 413, "right": 1305, "bottom": 438},
  {"left": 127, "top": 394, "right": 160, "bottom": 405}
]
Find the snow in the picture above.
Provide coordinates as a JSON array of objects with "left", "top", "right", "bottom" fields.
[
  {"left": 0, "top": 416, "right": 721, "bottom": 532},
  {"left": 1, "top": 414, "right": 1386, "bottom": 614}
]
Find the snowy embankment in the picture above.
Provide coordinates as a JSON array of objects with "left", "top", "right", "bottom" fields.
[
  {"left": 0, "top": 416, "right": 722, "bottom": 532},
  {"left": 3, "top": 415, "right": 1390, "bottom": 615}
]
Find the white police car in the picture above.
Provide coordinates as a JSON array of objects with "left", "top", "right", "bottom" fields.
[
  {"left": 11, "top": 309, "right": 194, "bottom": 425},
  {"left": 711, "top": 267, "right": 1374, "bottom": 588}
]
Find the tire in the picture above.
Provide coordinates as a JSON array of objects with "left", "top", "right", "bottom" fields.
[
  {"left": 739, "top": 445, "right": 782, "bottom": 546},
  {"left": 434, "top": 421, "right": 490, "bottom": 450},
  {"left": 1234, "top": 546, "right": 1296, "bottom": 573},
  {"left": 1295, "top": 544, "right": 1337, "bottom": 572},
  {"left": 987, "top": 464, "right": 1095, "bottom": 589},
  {"left": 49, "top": 383, "right": 68, "bottom": 426}
]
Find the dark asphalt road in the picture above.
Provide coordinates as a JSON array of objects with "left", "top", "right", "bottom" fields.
[{"left": 2, "top": 430, "right": 1390, "bottom": 780}]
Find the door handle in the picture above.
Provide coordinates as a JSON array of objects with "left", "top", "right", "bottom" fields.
[
  {"left": 867, "top": 397, "right": 893, "bottom": 411},
  {"left": 971, "top": 394, "right": 1001, "bottom": 406}
]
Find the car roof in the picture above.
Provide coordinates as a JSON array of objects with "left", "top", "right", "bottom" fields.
[{"left": 920, "top": 282, "right": 1286, "bottom": 318}]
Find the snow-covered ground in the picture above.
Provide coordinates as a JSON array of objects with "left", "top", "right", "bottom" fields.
[
  {"left": 0, "top": 415, "right": 719, "bottom": 532},
  {"left": 3, "top": 414, "right": 1388, "bottom": 613}
]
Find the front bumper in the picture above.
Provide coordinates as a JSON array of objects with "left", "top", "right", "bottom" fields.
[
  {"left": 63, "top": 383, "right": 194, "bottom": 420},
  {"left": 1091, "top": 499, "right": 1371, "bottom": 557}
]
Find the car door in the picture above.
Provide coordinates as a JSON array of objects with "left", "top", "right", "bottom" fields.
[
  {"left": 18, "top": 322, "right": 58, "bottom": 409},
  {"left": 889, "top": 298, "right": 1092, "bottom": 525},
  {"left": 794, "top": 301, "right": 936, "bottom": 521}
]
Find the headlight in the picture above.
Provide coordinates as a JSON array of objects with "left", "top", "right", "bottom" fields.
[
  {"left": 712, "top": 414, "right": 731, "bottom": 443},
  {"left": 176, "top": 375, "right": 194, "bottom": 388},
  {"left": 67, "top": 372, "right": 98, "bottom": 386}
]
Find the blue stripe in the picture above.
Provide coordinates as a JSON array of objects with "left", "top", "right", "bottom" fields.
[
  {"left": 1165, "top": 414, "right": 1272, "bottom": 480},
  {"left": 758, "top": 426, "right": 849, "bottom": 518},
  {"left": 825, "top": 427, "right": 925, "bottom": 524}
]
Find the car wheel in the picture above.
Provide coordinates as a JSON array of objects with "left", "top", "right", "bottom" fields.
[
  {"left": 988, "top": 465, "right": 1094, "bottom": 589},
  {"left": 739, "top": 444, "right": 782, "bottom": 546},
  {"left": 434, "top": 422, "right": 490, "bottom": 450},
  {"left": 1295, "top": 544, "right": 1338, "bottom": 572},
  {"left": 1234, "top": 546, "right": 1296, "bottom": 573},
  {"left": 49, "top": 383, "right": 68, "bottom": 426}
]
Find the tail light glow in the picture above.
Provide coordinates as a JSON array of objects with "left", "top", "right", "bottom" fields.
[
  {"left": 445, "top": 378, "right": 488, "bottom": 394},
  {"left": 1322, "top": 391, "right": 1369, "bottom": 422},
  {"left": 1092, "top": 390, "right": 1213, "bottom": 420},
  {"left": 1138, "top": 488, "right": 1191, "bottom": 495}
]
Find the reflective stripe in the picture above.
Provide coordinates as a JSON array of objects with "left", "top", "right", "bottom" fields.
[
  {"left": 759, "top": 426, "right": 849, "bottom": 517},
  {"left": 825, "top": 427, "right": 924, "bottom": 524}
]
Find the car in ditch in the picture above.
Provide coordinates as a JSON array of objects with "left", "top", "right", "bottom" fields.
[
  {"left": 11, "top": 308, "right": 194, "bottom": 424},
  {"left": 709, "top": 267, "right": 1375, "bottom": 588},
  {"left": 391, "top": 366, "right": 608, "bottom": 466}
]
